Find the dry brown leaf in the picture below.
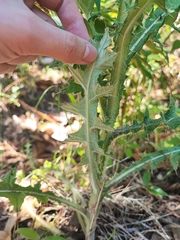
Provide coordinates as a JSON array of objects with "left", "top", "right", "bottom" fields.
[
  {"left": 171, "top": 224, "right": 180, "bottom": 240},
  {"left": 150, "top": 232, "right": 164, "bottom": 240},
  {"left": 0, "top": 231, "right": 11, "bottom": 240},
  {"left": 0, "top": 215, "right": 17, "bottom": 240}
]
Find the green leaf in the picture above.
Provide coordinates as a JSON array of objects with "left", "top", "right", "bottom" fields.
[
  {"left": 171, "top": 40, "right": 180, "bottom": 53},
  {"left": 43, "top": 237, "right": 67, "bottom": 240},
  {"left": 128, "top": 8, "right": 167, "bottom": 61},
  {"left": 142, "top": 170, "right": 151, "bottom": 187},
  {"left": 93, "top": 118, "right": 113, "bottom": 132},
  {"left": 95, "top": 0, "right": 100, "bottom": 11},
  {"left": 16, "top": 228, "right": 40, "bottom": 240},
  {"left": 67, "top": 126, "right": 87, "bottom": 143},
  {"left": 164, "top": 11, "right": 178, "bottom": 26},
  {"left": 0, "top": 169, "right": 26, "bottom": 210},
  {"left": 96, "top": 50, "right": 117, "bottom": 69},
  {"left": 116, "top": 0, "right": 130, "bottom": 24},
  {"left": 160, "top": 97, "right": 180, "bottom": 129},
  {"left": 144, "top": 109, "right": 161, "bottom": 133},
  {"left": 166, "top": 136, "right": 180, "bottom": 146},
  {"left": 131, "top": 119, "right": 143, "bottom": 133},
  {"left": 0, "top": 183, "right": 26, "bottom": 212},
  {"left": 94, "top": 18, "right": 106, "bottom": 34},
  {"left": 68, "top": 67, "right": 85, "bottom": 87},
  {"left": 109, "top": 98, "right": 180, "bottom": 145},
  {"left": 76, "top": 147, "right": 85, "bottom": 157},
  {"left": 77, "top": 0, "right": 94, "bottom": 19},
  {"left": 35, "top": 86, "right": 54, "bottom": 109},
  {"left": 107, "top": 0, "right": 160, "bottom": 126},
  {"left": 3, "top": 168, "right": 17, "bottom": 186},
  {"left": 129, "top": 143, "right": 139, "bottom": 149},
  {"left": 165, "top": 0, "right": 180, "bottom": 12},
  {"left": 132, "top": 55, "right": 152, "bottom": 81},
  {"left": 61, "top": 99, "right": 86, "bottom": 117},
  {"left": 50, "top": 60, "right": 62, "bottom": 68},
  {"left": 93, "top": 84, "right": 115, "bottom": 100},
  {"left": 105, "top": 146, "right": 180, "bottom": 191},
  {"left": 0, "top": 176, "right": 48, "bottom": 211},
  {"left": 148, "top": 186, "right": 168, "bottom": 197},
  {"left": 125, "top": 148, "right": 133, "bottom": 158},
  {"left": 0, "top": 150, "right": 4, "bottom": 154},
  {"left": 170, "top": 152, "right": 180, "bottom": 171},
  {"left": 63, "top": 29, "right": 117, "bottom": 195},
  {"left": 0, "top": 169, "right": 87, "bottom": 217},
  {"left": 61, "top": 80, "right": 83, "bottom": 95}
]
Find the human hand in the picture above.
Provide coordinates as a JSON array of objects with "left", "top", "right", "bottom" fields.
[{"left": 0, "top": 0, "right": 98, "bottom": 74}]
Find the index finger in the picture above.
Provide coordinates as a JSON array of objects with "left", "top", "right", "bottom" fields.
[{"left": 37, "top": 0, "right": 90, "bottom": 41}]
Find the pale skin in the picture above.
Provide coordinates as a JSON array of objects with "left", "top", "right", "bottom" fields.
[{"left": 0, "top": 0, "right": 98, "bottom": 74}]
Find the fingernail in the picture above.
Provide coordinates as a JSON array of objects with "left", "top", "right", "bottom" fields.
[{"left": 82, "top": 43, "right": 98, "bottom": 63}]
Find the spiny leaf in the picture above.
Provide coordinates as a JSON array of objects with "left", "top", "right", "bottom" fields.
[
  {"left": 144, "top": 109, "right": 161, "bottom": 133},
  {"left": 69, "top": 29, "right": 116, "bottom": 94},
  {"left": 65, "top": 30, "right": 117, "bottom": 142},
  {"left": 96, "top": 51, "right": 117, "bottom": 69},
  {"left": 93, "top": 118, "right": 113, "bottom": 132},
  {"left": 98, "top": 28, "right": 111, "bottom": 49},
  {"left": 61, "top": 80, "right": 83, "bottom": 95},
  {"left": 128, "top": 8, "right": 167, "bottom": 61},
  {"left": 170, "top": 152, "right": 180, "bottom": 171},
  {"left": 160, "top": 97, "right": 180, "bottom": 129},
  {"left": 92, "top": 84, "right": 115, "bottom": 100},
  {"left": 0, "top": 169, "right": 87, "bottom": 216},
  {"left": 77, "top": 0, "right": 94, "bottom": 19},
  {"left": 105, "top": 146, "right": 180, "bottom": 190},
  {"left": 165, "top": 0, "right": 180, "bottom": 12},
  {"left": 78, "top": 155, "right": 88, "bottom": 166},
  {"left": 116, "top": 0, "right": 130, "bottom": 24},
  {"left": 95, "top": 0, "right": 101, "bottom": 11},
  {"left": 68, "top": 67, "right": 85, "bottom": 87},
  {"left": 109, "top": 99, "right": 180, "bottom": 143},
  {"left": 62, "top": 30, "right": 120, "bottom": 195},
  {"left": 107, "top": 0, "right": 155, "bottom": 126},
  {"left": 3, "top": 168, "right": 17, "bottom": 186},
  {"left": 95, "top": 28, "right": 117, "bottom": 69},
  {"left": 67, "top": 126, "right": 87, "bottom": 143},
  {"left": 0, "top": 183, "right": 26, "bottom": 211},
  {"left": 61, "top": 99, "right": 86, "bottom": 117},
  {"left": 131, "top": 119, "right": 143, "bottom": 133},
  {"left": 0, "top": 172, "right": 48, "bottom": 211},
  {"left": 109, "top": 120, "right": 143, "bottom": 142}
]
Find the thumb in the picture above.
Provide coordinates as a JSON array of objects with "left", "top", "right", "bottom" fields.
[{"left": 23, "top": 14, "right": 98, "bottom": 64}]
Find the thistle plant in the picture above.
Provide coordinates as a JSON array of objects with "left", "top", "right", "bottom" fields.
[{"left": 0, "top": 1, "right": 180, "bottom": 240}]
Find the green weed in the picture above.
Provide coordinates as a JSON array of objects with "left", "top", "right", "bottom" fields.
[{"left": 0, "top": 1, "right": 180, "bottom": 239}]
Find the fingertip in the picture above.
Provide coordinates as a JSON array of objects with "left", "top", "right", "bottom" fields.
[
  {"left": 22, "top": 15, "right": 97, "bottom": 65},
  {"left": 82, "top": 42, "right": 98, "bottom": 64},
  {"left": 0, "top": 63, "right": 16, "bottom": 74},
  {"left": 66, "top": 18, "right": 90, "bottom": 41}
]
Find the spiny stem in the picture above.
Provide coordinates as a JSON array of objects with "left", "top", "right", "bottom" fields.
[{"left": 108, "top": 0, "right": 153, "bottom": 126}]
